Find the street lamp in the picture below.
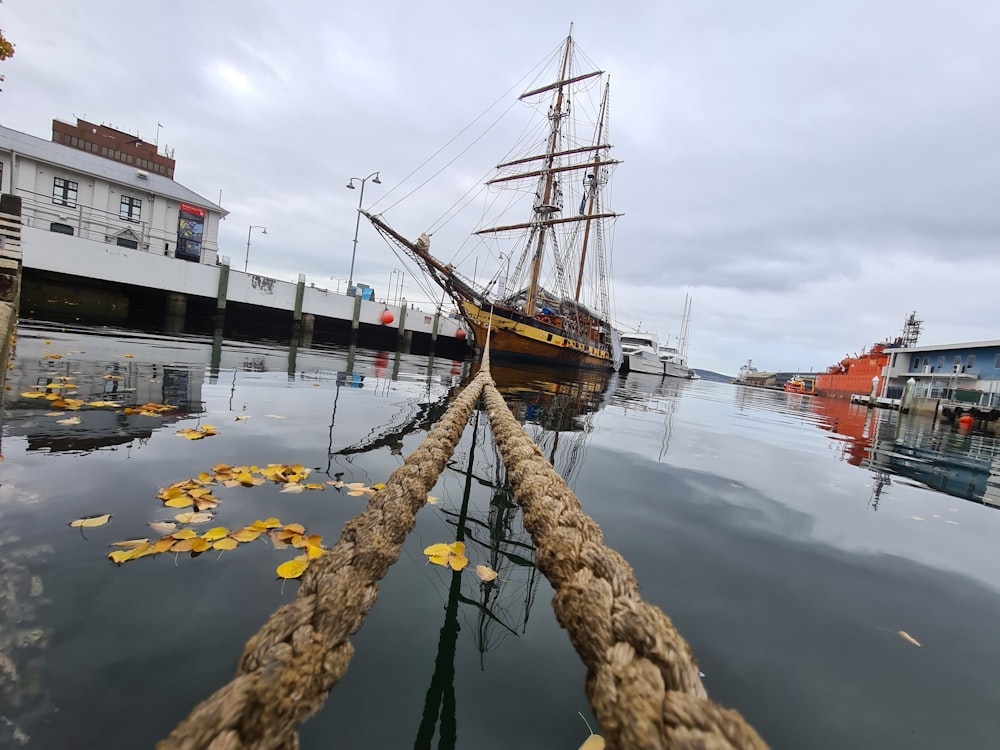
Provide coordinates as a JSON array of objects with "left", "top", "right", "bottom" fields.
[
  {"left": 245, "top": 224, "right": 267, "bottom": 272},
  {"left": 346, "top": 171, "right": 381, "bottom": 295}
]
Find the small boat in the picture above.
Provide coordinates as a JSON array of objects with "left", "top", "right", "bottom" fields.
[
  {"left": 784, "top": 376, "right": 816, "bottom": 394},
  {"left": 366, "top": 29, "right": 622, "bottom": 371},
  {"left": 621, "top": 332, "right": 663, "bottom": 375}
]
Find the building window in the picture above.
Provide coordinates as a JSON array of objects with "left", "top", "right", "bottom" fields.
[
  {"left": 995, "top": 353, "right": 1000, "bottom": 369},
  {"left": 923, "top": 357, "right": 930, "bottom": 370},
  {"left": 116, "top": 236, "right": 139, "bottom": 249},
  {"left": 967, "top": 354, "right": 975, "bottom": 369},
  {"left": 120, "top": 195, "right": 142, "bottom": 222},
  {"left": 50, "top": 222, "right": 74, "bottom": 235},
  {"left": 53, "top": 177, "right": 78, "bottom": 207},
  {"left": 936, "top": 356, "right": 944, "bottom": 370},
  {"left": 954, "top": 356, "right": 962, "bottom": 366}
]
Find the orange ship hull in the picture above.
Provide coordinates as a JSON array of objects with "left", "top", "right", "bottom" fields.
[{"left": 814, "top": 345, "right": 888, "bottom": 399}]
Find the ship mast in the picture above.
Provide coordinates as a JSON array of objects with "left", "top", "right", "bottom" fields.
[
  {"left": 523, "top": 33, "right": 574, "bottom": 316},
  {"left": 574, "top": 80, "right": 610, "bottom": 303}
]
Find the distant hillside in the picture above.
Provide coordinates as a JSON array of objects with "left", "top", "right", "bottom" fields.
[{"left": 692, "top": 369, "right": 733, "bottom": 383}]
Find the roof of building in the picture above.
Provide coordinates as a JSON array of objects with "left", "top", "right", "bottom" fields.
[
  {"left": 0, "top": 124, "right": 226, "bottom": 215},
  {"left": 893, "top": 340, "right": 1000, "bottom": 353}
]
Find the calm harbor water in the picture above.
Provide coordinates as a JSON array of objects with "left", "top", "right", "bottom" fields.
[{"left": 2, "top": 321, "right": 999, "bottom": 749}]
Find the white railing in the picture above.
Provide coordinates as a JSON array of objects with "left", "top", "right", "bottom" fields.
[{"left": 14, "top": 188, "right": 217, "bottom": 259}]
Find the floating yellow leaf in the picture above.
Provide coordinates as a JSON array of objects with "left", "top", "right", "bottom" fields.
[
  {"left": 122, "top": 353, "right": 135, "bottom": 358},
  {"left": 372, "top": 483, "right": 386, "bottom": 491},
  {"left": 171, "top": 528, "right": 198, "bottom": 540},
  {"left": 898, "top": 630, "right": 921, "bottom": 647},
  {"left": 304, "top": 483, "right": 326, "bottom": 491},
  {"left": 426, "top": 495, "right": 439, "bottom": 505},
  {"left": 283, "top": 523, "right": 306, "bottom": 534},
  {"left": 347, "top": 490, "right": 367, "bottom": 496},
  {"left": 69, "top": 513, "right": 112, "bottom": 528},
  {"left": 110, "top": 538, "right": 150, "bottom": 548},
  {"left": 223, "top": 479, "right": 241, "bottom": 488},
  {"left": 171, "top": 538, "right": 197, "bottom": 552},
  {"left": 263, "top": 517, "right": 282, "bottom": 529},
  {"left": 57, "top": 415, "right": 82, "bottom": 425},
  {"left": 45, "top": 353, "right": 63, "bottom": 359},
  {"left": 131, "top": 542, "right": 156, "bottom": 559},
  {"left": 230, "top": 527, "right": 263, "bottom": 543},
  {"left": 345, "top": 482, "right": 367, "bottom": 490},
  {"left": 190, "top": 538, "right": 210, "bottom": 553},
  {"left": 174, "top": 511, "right": 213, "bottom": 524},
  {"left": 234, "top": 414, "right": 250, "bottom": 421},
  {"left": 21, "top": 390, "right": 48, "bottom": 398},
  {"left": 176, "top": 427, "right": 216, "bottom": 440},
  {"left": 579, "top": 734, "right": 605, "bottom": 750},
  {"left": 276, "top": 558, "right": 309, "bottom": 579},
  {"left": 475, "top": 564, "right": 498, "bottom": 582},
  {"left": 266, "top": 414, "right": 285, "bottom": 419},
  {"left": 280, "top": 483, "right": 305, "bottom": 493},
  {"left": 163, "top": 495, "right": 193, "bottom": 509},
  {"left": 44, "top": 339, "right": 52, "bottom": 345},
  {"left": 152, "top": 536, "right": 176, "bottom": 553},
  {"left": 149, "top": 521, "right": 178, "bottom": 533},
  {"left": 213, "top": 537, "right": 239, "bottom": 550},
  {"left": 86, "top": 400, "right": 119, "bottom": 407},
  {"left": 306, "top": 543, "right": 324, "bottom": 560},
  {"left": 108, "top": 549, "right": 136, "bottom": 564},
  {"left": 194, "top": 495, "right": 219, "bottom": 511},
  {"left": 423, "top": 540, "right": 468, "bottom": 570},
  {"left": 202, "top": 527, "right": 230, "bottom": 541}
]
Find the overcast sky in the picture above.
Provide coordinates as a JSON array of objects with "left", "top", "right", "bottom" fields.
[{"left": 3, "top": 0, "right": 999, "bottom": 375}]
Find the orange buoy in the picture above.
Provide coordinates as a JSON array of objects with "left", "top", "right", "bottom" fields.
[
  {"left": 456, "top": 328, "right": 467, "bottom": 340},
  {"left": 380, "top": 309, "right": 394, "bottom": 325},
  {"left": 959, "top": 414, "right": 974, "bottom": 426}
]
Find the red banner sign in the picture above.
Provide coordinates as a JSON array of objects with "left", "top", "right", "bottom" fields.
[{"left": 179, "top": 202, "right": 206, "bottom": 217}]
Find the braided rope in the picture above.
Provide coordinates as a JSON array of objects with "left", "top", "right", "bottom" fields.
[
  {"left": 158, "top": 372, "right": 489, "bottom": 750},
  {"left": 481, "top": 378, "right": 769, "bottom": 750}
]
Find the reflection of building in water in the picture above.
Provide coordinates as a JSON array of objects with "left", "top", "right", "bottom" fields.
[
  {"left": 812, "top": 391, "right": 1000, "bottom": 509},
  {"left": 4, "top": 351, "right": 203, "bottom": 453}
]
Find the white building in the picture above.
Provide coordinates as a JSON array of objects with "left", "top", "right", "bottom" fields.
[{"left": 0, "top": 118, "right": 226, "bottom": 265}]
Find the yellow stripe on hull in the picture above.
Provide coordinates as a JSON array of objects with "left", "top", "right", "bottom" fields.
[{"left": 460, "top": 301, "right": 612, "bottom": 369}]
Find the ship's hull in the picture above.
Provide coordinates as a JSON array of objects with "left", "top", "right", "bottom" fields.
[
  {"left": 815, "top": 351, "right": 889, "bottom": 398},
  {"left": 625, "top": 349, "right": 664, "bottom": 375},
  {"left": 663, "top": 360, "right": 695, "bottom": 379},
  {"left": 460, "top": 300, "right": 614, "bottom": 370}
]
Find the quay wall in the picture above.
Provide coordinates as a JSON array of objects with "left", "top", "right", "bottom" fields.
[{"left": 19, "top": 225, "right": 467, "bottom": 341}]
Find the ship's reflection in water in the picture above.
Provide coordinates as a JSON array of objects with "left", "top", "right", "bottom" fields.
[{"left": 811, "top": 396, "right": 1000, "bottom": 510}]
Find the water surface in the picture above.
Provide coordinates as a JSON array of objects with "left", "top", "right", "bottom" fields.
[{"left": 2, "top": 323, "right": 999, "bottom": 749}]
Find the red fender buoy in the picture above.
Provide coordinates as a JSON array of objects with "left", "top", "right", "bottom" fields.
[
  {"left": 456, "top": 328, "right": 467, "bottom": 340},
  {"left": 380, "top": 309, "right": 395, "bottom": 325}
]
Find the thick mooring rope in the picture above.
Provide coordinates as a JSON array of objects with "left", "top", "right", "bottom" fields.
[
  {"left": 160, "top": 351, "right": 767, "bottom": 749},
  {"left": 158, "top": 371, "right": 489, "bottom": 750},
  {"left": 480, "top": 379, "right": 768, "bottom": 749}
]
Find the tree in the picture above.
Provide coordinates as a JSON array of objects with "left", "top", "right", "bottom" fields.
[{"left": 1, "top": 1, "right": 14, "bottom": 91}]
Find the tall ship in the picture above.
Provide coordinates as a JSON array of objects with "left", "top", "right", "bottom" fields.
[
  {"left": 366, "top": 29, "right": 622, "bottom": 370},
  {"left": 814, "top": 312, "right": 921, "bottom": 398}
]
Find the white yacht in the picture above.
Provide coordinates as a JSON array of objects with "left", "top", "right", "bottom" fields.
[
  {"left": 620, "top": 332, "right": 664, "bottom": 375},
  {"left": 658, "top": 341, "right": 695, "bottom": 379}
]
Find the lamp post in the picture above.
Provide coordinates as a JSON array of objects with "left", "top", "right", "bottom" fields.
[
  {"left": 244, "top": 224, "right": 267, "bottom": 272},
  {"left": 345, "top": 171, "right": 381, "bottom": 295}
]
